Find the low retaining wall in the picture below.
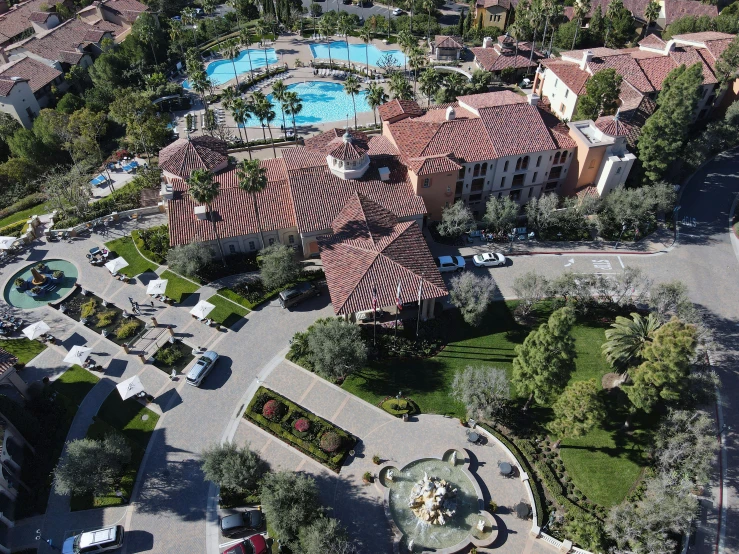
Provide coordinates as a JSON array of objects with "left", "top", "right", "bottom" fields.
[{"left": 50, "top": 205, "right": 165, "bottom": 236}]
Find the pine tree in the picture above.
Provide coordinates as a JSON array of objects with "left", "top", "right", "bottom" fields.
[{"left": 549, "top": 379, "right": 606, "bottom": 445}]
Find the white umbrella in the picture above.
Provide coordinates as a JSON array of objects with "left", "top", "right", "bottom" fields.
[
  {"left": 116, "top": 375, "right": 145, "bottom": 400},
  {"left": 0, "top": 236, "right": 16, "bottom": 250},
  {"left": 147, "top": 279, "right": 168, "bottom": 295},
  {"left": 63, "top": 345, "right": 92, "bottom": 365},
  {"left": 190, "top": 300, "right": 215, "bottom": 319},
  {"left": 105, "top": 257, "right": 129, "bottom": 273},
  {"left": 22, "top": 321, "right": 50, "bottom": 340}
]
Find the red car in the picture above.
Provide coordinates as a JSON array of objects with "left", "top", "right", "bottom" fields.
[{"left": 224, "top": 535, "right": 268, "bottom": 554}]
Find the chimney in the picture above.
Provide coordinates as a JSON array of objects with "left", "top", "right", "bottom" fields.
[
  {"left": 446, "top": 106, "right": 456, "bottom": 121},
  {"left": 665, "top": 39, "right": 676, "bottom": 54},
  {"left": 0, "top": 48, "right": 8, "bottom": 65},
  {"left": 580, "top": 50, "right": 593, "bottom": 71},
  {"left": 194, "top": 205, "right": 207, "bottom": 220},
  {"left": 482, "top": 36, "right": 493, "bottom": 49},
  {"left": 378, "top": 167, "right": 390, "bottom": 181},
  {"left": 527, "top": 93, "right": 539, "bottom": 106}
]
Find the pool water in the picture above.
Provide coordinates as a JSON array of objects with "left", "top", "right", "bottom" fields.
[
  {"left": 310, "top": 42, "right": 406, "bottom": 67},
  {"left": 4, "top": 260, "right": 78, "bottom": 309},
  {"left": 183, "top": 48, "right": 279, "bottom": 88},
  {"left": 240, "top": 81, "right": 372, "bottom": 127}
]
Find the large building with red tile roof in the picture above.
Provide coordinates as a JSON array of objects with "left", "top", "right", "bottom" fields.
[
  {"left": 473, "top": 0, "right": 518, "bottom": 32},
  {"left": 573, "top": 0, "right": 717, "bottom": 33},
  {"left": 471, "top": 35, "right": 544, "bottom": 78},
  {"left": 534, "top": 31, "right": 734, "bottom": 123},
  {"left": 0, "top": 54, "right": 62, "bottom": 127}
]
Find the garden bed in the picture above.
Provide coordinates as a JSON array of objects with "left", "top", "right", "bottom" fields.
[
  {"left": 245, "top": 387, "right": 356, "bottom": 472},
  {"left": 59, "top": 288, "right": 143, "bottom": 346},
  {"left": 152, "top": 339, "right": 195, "bottom": 375}
]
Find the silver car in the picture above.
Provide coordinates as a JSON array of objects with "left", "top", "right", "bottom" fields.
[
  {"left": 472, "top": 252, "right": 507, "bottom": 267},
  {"left": 186, "top": 351, "right": 219, "bottom": 387},
  {"left": 436, "top": 255, "right": 466, "bottom": 273},
  {"left": 63, "top": 525, "right": 124, "bottom": 553}
]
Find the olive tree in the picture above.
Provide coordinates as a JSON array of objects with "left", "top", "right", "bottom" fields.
[
  {"left": 306, "top": 318, "right": 367, "bottom": 380},
  {"left": 260, "top": 244, "right": 302, "bottom": 290},
  {"left": 166, "top": 241, "right": 213, "bottom": 277},
  {"left": 451, "top": 365, "right": 510, "bottom": 421},
  {"left": 260, "top": 471, "right": 320, "bottom": 546},
  {"left": 438, "top": 201, "right": 475, "bottom": 238},
  {"left": 449, "top": 272, "right": 497, "bottom": 326},
  {"left": 201, "top": 442, "right": 268, "bottom": 493},
  {"left": 299, "top": 517, "right": 359, "bottom": 554},
  {"left": 512, "top": 271, "right": 549, "bottom": 317},
  {"left": 53, "top": 434, "right": 131, "bottom": 496}
]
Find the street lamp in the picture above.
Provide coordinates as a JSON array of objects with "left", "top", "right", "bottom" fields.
[{"left": 614, "top": 221, "right": 627, "bottom": 249}]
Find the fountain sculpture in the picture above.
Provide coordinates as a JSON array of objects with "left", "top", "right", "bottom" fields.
[
  {"left": 408, "top": 472, "right": 457, "bottom": 526},
  {"left": 387, "top": 470, "right": 395, "bottom": 482},
  {"left": 30, "top": 267, "right": 47, "bottom": 286}
]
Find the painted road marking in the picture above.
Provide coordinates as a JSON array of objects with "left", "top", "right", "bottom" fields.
[
  {"left": 564, "top": 258, "right": 575, "bottom": 267},
  {"left": 618, "top": 256, "right": 625, "bottom": 268},
  {"left": 592, "top": 259, "right": 613, "bottom": 270},
  {"left": 681, "top": 216, "right": 698, "bottom": 227}
]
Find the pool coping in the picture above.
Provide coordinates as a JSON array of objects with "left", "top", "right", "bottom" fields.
[
  {"left": 3, "top": 258, "right": 81, "bottom": 310},
  {"left": 308, "top": 41, "right": 408, "bottom": 67}
]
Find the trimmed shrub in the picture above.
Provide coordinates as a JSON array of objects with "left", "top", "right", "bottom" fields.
[
  {"left": 294, "top": 418, "right": 310, "bottom": 433},
  {"left": 0, "top": 192, "right": 45, "bottom": 221},
  {"left": 115, "top": 319, "right": 140, "bottom": 340},
  {"left": 0, "top": 219, "right": 27, "bottom": 238},
  {"left": 319, "top": 431, "right": 341, "bottom": 453},
  {"left": 80, "top": 299, "right": 97, "bottom": 319},
  {"left": 262, "top": 399, "right": 285, "bottom": 421},
  {"left": 95, "top": 310, "right": 116, "bottom": 328},
  {"left": 156, "top": 345, "right": 183, "bottom": 366}
]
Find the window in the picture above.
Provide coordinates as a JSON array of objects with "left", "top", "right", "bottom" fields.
[
  {"left": 515, "top": 157, "right": 522, "bottom": 171},
  {"left": 512, "top": 174, "right": 525, "bottom": 187},
  {"left": 554, "top": 78, "right": 559, "bottom": 88},
  {"left": 536, "top": 155, "right": 541, "bottom": 167},
  {"left": 288, "top": 235, "right": 295, "bottom": 244},
  {"left": 703, "top": 87, "right": 710, "bottom": 98},
  {"left": 447, "top": 185, "right": 451, "bottom": 192},
  {"left": 473, "top": 164, "right": 480, "bottom": 177},
  {"left": 249, "top": 241, "right": 256, "bottom": 250},
  {"left": 616, "top": 166, "right": 622, "bottom": 174},
  {"left": 494, "top": 14, "right": 501, "bottom": 21},
  {"left": 481, "top": 162, "right": 488, "bottom": 175},
  {"left": 503, "top": 160, "right": 509, "bottom": 171},
  {"left": 500, "top": 176, "right": 506, "bottom": 188},
  {"left": 228, "top": 244, "right": 236, "bottom": 254},
  {"left": 423, "top": 178, "right": 431, "bottom": 188},
  {"left": 564, "top": 89, "right": 569, "bottom": 98},
  {"left": 549, "top": 166, "right": 562, "bottom": 179},
  {"left": 458, "top": 167, "right": 465, "bottom": 178},
  {"left": 445, "top": 201, "right": 450, "bottom": 208},
  {"left": 545, "top": 181, "right": 558, "bottom": 191},
  {"left": 471, "top": 178, "right": 484, "bottom": 191},
  {"left": 522, "top": 156, "right": 529, "bottom": 170},
  {"left": 559, "top": 103, "right": 566, "bottom": 113},
  {"left": 268, "top": 238, "right": 275, "bottom": 245},
  {"left": 528, "top": 188, "right": 533, "bottom": 198},
  {"left": 489, "top": 14, "right": 493, "bottom": 21},
  {"left": 509, "top": 190, "right": 521, "bottom": 201},
  {"left": 533, "top": 172, "right": 538, "bottom": 182},
  {"left": 469, "top": 193, "right": 482, "bottom": 201},
  {"left": 560, "top": 151, "right": 567, "bottom": 163},
  {"left": 455, "top": 181, "right": 463, "bottom": 194},
  {"left": 553, "top": 152, "right": 561, "bottom": 164}
]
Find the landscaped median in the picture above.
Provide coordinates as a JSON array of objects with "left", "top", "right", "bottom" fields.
[{"left": 245, "top": 386, "right": 356, "bottom": 472}]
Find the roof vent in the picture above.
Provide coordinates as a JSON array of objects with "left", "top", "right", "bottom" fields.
[
  {"left": 446, "top": 106, "right": 456, "bottom": 121},
  {"left": 194, "top": 205, "right": 207, "bottom": 220},
  {"left": 527, "top": 93, "right": 539, "bottom": 106},
  {"left": 10, "top": 76, "right": 20, "bottom": 81},
  {"left": 580, "top": 50, "right": 593, "bottom": 70},
  {"left": 378, "top": 167, "right": 390, "bottom": 181}
]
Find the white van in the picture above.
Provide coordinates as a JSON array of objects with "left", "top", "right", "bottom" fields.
[
  {"left": 63, "top": 525, "right": 124, "bottom": 553},
  {"left": 186, "top": 351, "right": 219, "bottom": 387}
]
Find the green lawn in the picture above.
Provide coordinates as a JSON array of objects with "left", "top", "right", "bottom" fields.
[
  {"left": 51, "top": 365, "right": 99, "bottom": 406},
  {"left": 341, "top": 301, "right": 649, "bottom": 507},
  {"left": 0, "top": 338, "right": 46, "bottom": 366},
  {"left": 104, "top": 236, "right": 159, "bottom": 277},
  {"left": 217, "top": 288, "right": 255, "bottom": 310},
  {"left": 0, "top": 200, "right": 54, "bottom": 228},
  {"left": 72, "top": 392, "right": 159, "bottom": 510},
  {"left": 207, "top": 295, "right": 249, "bottom": 328},
  {"left": 161, "top": 270, "right": 199, "bottom": 302}
]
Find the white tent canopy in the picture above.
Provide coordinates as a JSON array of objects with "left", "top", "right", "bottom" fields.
[
  {"left": 0, "top": 236, "right": 16, "bottom": 250},
  {"left": 22, "top": 321, "right": 50, "bottom": 340},
  {"left": 105, "top": 257, "right": 129, "bottom": 273},
  {"left": 63, "top": 345, "right": 91, "bottom": 365},
  {"left": 116, "top": 375, "right": 145, "bottom": 400},
  {"left": 147, "top": 279, "right": 168, "bottom": 295},
  {"left": 190, "top": 300, "right": 215, "bottom": 319}
]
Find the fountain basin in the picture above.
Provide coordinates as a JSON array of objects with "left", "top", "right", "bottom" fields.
[{"left": 4, "top": 260, "right": 78, "bottom": 309}]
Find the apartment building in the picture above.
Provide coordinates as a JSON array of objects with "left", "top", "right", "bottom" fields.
[{"left": 473, "top": 0, "right": 518, "bottom": 31}]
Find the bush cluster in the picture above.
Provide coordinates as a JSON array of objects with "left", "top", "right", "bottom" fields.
[
  {"left": 0, "top": 219, "right": 27, "bottom": 238},
  {"left": 294, "top": 418, "right": 310, "bottom": 433},
  {"left": 262, "top": 399, "right": 285, "bottom": 421},
  {"left": 134, "top": 225, "right": 169, "bottom": 264},
  {"left": 0, "top": 192, "right": 46, "bottom": 221},
  {"left": 95, "top": 310, "right": 116, "bottom": 328},
  {"left": 115, "top": 319, "right": 140, "bottom": 340},
  {"left": 319, "top": 431, "right": 341, "bottom": 453},
  {"left": 156, "top": 344, "right": 183, "bottom": 367}
]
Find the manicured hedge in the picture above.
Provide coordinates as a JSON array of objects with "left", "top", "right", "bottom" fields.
[
  {"left": 0, "top": 219, "right": 27, "bottom": 238},
  {"left": 245, "top": 386, "right": 356, "bottom": 472},
  {"left": 0, "top": 192, "right": 46, "bottom": 221}
]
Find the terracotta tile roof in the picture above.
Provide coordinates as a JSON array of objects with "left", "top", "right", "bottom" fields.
[
  {"left": 0, "top": 0, "right": 53, "bottom": 42},
  {"left": 422, "top": 118, "right": 498, "bottom": 162},
  {"left": 365, "top": 135, "right": 399, "bottom": 156},
  {"left": 58, "top": 50, "right": 84, "bottom": 64},
  {"left": 638, "top": 33, "right": 666, "bottom": 49},
  {"left": 101, "top": 0, "right": 148, "bottom": 21},
  {"left": 670, "top": 45, "right": 717, "bottom": 84},
  {"left": 575, "top": 185, "right": 599, "bottom": 200},
  {"left": 672, "top": 31, "right": 734, "bottom": 43},
  {"left": 260, "top": 157, "right": 288, "bottom": 182},
  {"left": 0, "top": 348, "right": 17, "bottom": 378},
  {"left": 588, "top": 53, "right": 655, "bottom": 93},
  {"left": 329, "top": 137, "right": 368, "bottom": 161},
  {"left": 377, "top": 99, "right": 424, "bottom": 121},
  {"left": 407, "top": 155, "right": 461, "bottom": 175},
  {"left": 413, "top": 103, "right": 477, "bottom": 122},
  {"left": 304, "top": 128, "right": 370, "bottom": 155},
  {"left": 387, "top": 119, "right": 442, "bottom": 159},
  {"left": 28, "top": 11, "right": 52, "bottom": 22},
  {"left": 635, "top": 55, "right": 675, "bottom": 90},
  {"left": 541, "top": 60, "right": 591, "bottom": 94},
  {"left": 282, "top": 148, "right": 327, "bottom": 171},
  {"left": 318, "top": 193, "right": 447, "bottom": 315},
  {"left": 702, "top": 38, "right": 734, "bottom": 63},
  {"left": 479, "top": 103, "right": 557, "bottom": 157},
  {"left": 0, "top": 55, "right": 60, "bottom": 93},
  {"left": 158, "top": 136, "right": 229, "bottom": 179},
  {"left": 458, "top": 90, "right": 527, "bottom": 110},
  {"left": 595, "top": 95, "right": 655, "bottom": 148},
  {"left": 471, "top": 42, "right": 543, "bottom": 72},
  {"left": 560, "top": 47, "right": 621, "bottom": 59},
  {"left": 435, "top": 35, "right": 464, "bottom": 49},
  {"left": 538, "top": 108, "right": 577, "bottom": 149},
  {"left": 0, "top": 77, "right": 19, "bottom": 96},
  {"left": 664, "top": 1, "right": 717, "bottom": 25}
]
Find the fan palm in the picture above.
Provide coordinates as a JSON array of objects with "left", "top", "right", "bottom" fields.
[
  {"left": 220, "top": 39, "right": 242, "bottom": 91},
  {"left": 319, "top": 17, "right": 335, "bottom": 66},
  {"left": 419, "top": 67, "right": 440, "bottom": 106},
  {"left": 572, "top": 0, "right": 591, "bottom": 50},
  {"left": 643, "top": 0, "right": 660, "bottom": 36},
  {"left": 283, "top": 90, "right": 303, "bottom": 140},
  {"left": 360, "top": 25, "right": 372, "bottom": 75},
  {"left": 528, "top": 2, "right": 544, "bottom": 68},
  {"left": 365, "top": 83, "right": 388, "bottom": 126},
  {"left": 169, "top": 19, "right": 185, "bottom": 57},
  {"left": 230, "top": 96, "right": 249, "bottom": 147},
  {"left": 236, "top": 159, "right": 268, "bottom": 249},
  {"left": 271, "top": 79, "right": 288, "bottom": 130},
  {"left": 546, "top": 1, "right": 563, "bottom": 55},
  {"left": 389, "top": 71, "right": 413, "bottom": 99},
  {"left": 602, "top": 312, "right": 662, "bottom": 370},
  {"left": 188, "top": 168, "right": 226, "bottom": 264},
  {"left": 255, "top": 19, "right": 270, "bottom": 73},
  {"left": 421, "top": 0, "right": 435, "bottom": 38},
  {"left": 252, "top": 92, "right": 277, "bottom": 157},
  {"left": 337, "top": 12, "right": 353, "bottom": 63},
  {"left": 239, "top": 28, "right": 256, "bottom": 81},
  {"left": 408, "top": 46, "right": 425, "bottom": 97},
  {"left": 343, "top": 74, "right": 361, "bottom": 129},
  {"left": 221, "top": 85, "right": 238, "bottom": 111},
  {"left": 190, "top": 69, "right": 211, "bottom": 111},
  {"left": 182, "top": 8, "right": 198, "bottom": 45},
  {"left": 397, "top": 29, "right": 414, "bottom": 73},
  {"left": 444, "top": 72, "right": 466, "bottom": 99}
]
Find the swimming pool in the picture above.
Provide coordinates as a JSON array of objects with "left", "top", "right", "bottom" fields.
[
  {"left": 310, "top": 42, "right": 406, "bottom": 67},
  {"left": 240, "top": 81, "right": 372, "bottom": 127},
  {"left": 183, "top": 48, "right": 279, "bottom": 88}
]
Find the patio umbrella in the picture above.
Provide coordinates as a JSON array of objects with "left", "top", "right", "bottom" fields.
[
  {"left": 190, "top": 300, "right": 215, "bottom": 319},
  {"left": 22, "top": 321, "right": 50, "bottom": 340},
  {"left": 0, "top": 236, "right": 16, "bottom": 250},
  {"left": 146, "top": 279, "right": 168, "bottom": 295},
  {"left": 63, "top": 345, "right": 92, "bottom": 365},
  {"left": 116, "top": 375, "right": 145, "bottom": 400},
  {"left": 105, "top": 257, "right": 129, "bottom": 273}
]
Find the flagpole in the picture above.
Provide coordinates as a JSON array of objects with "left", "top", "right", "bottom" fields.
[
  {"left": 372, "top": 284, "right": 378, "bottom": 347},
  {"left": 394, "top": 280, "right": 400, "bottom": 345},
  {"left": 416, "top": 276, "right": 423, "bottom": 339}
]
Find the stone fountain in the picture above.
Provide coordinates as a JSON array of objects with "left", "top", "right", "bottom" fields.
[
  {"left": 30, "top": 267, "right": 47, "bottom": 286},
  {"left": 408, "top": 472, "right": 457, "bottom": 526}
]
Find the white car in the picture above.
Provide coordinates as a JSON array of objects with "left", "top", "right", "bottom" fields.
[
  {"left": 472, "top": 252, "right": 507, "bottom": 267},
  {"left": 436, "top": 255, "right": 466, "bottom": 273},
  {"left": 186, "top": 350, "right": 219, "bottom": 387},
  {"left": 392, "top": 7, "right": 404, "bottom": 15}
]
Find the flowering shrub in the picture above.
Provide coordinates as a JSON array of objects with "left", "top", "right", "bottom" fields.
[
  {"left": 262, "top": 399, "right": 284, "bottom": 421},
  {"left": 320, "top": 431, "right": 342, "bottom": 453},
  {"left": 294, "top": 418, "right": 310, "bottom": 433}
]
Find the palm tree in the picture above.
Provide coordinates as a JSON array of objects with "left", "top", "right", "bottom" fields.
[
  {"left": 508, "top": 23, "right": 521, "bottom": 60},
  {"left": 283, "top": 90, "right": 303, "bottom": 140},
  {"left": 421, "top": 0, "right": 434, "bottom": 39},
  {"left": 419, "top": 67, "right": 440, "bottom": 106},
  {"left": 256, "top": 19, "right": 270, "bottom": 73},
  {"left": 252, "top": 92, "right": 277, "bottom": 156},
  {"left": 408, "top": 46, "right": 425, "bottom": 97},
  {"left": 231, "top": 97, "right": 252, "bottom": 156},
  {"left": 397, "top": 29, "right": 414, "bottom": 73},
  {"left": 236, "top": 159, "right": 268, "bottom": 249},
  {"left": 365, "top": 83, "right": 388, "bottom": 126},
  {"left": 343, "top": 74, "right": 361, "bottom": 128},
  {"left": 272, "top": 79, "right": 288, "bottom": 130},
  {"left": 239, "top": 28, "right": 256, "bottom": 81},
  {"left": 389, "top": 71, "right": 413, "bottom": 99},
  {"left": 337, "top": 12, "right": 353, "bottom": 64},
  {"left": 319, "top": 17, "right": 335, "bottom": 67},
  {"left": 602, "top": 312, "right": 662, "bottom": 371},
  {"left": 188, "top": 168, "right": 226, "bottom": 264},
  {"left": 571, "top": 0, "right": 591, "bottom": 50},
  {"left": 546, "top": 1, "right": 563, "bottom": 56},
  {"left": 220, "top": 39, "right": 242, "bottom": 91},
  {"left": 190, "top": 69, "right": 211, "bottom": 110},
  {"left": 643, "top": 0, "right": 660, "bottom": 37},
  {"left": 528, "top": 2, "right": 544, "bottom": 69},
  {"left": 444, "top": 72, "right": 466, "bottom": 99},
  {"left": 221, "top": 85, "right": 238, "bottom": 110},
  {"left": 182, "top": 8, "right": 198, "bottom": 46},
  {"left": 169, "top": 19, "right": 185, "bottom": 57},
  {"left": 359, "top": 25, "right": 372, "bottom": 76}
]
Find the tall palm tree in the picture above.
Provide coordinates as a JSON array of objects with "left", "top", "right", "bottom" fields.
[
  {"left": 365, "top": 83, "right": 388, "bottom": 126},
  {"left": 419, "top": 67, "right": 440, "bottom": 106},
  {"left": 283, "top": 90, "right": 303, "bottom": 140},
  {"left": 528, "top": 2, "right": 544, "bottom": 68},
  {"left": 252, "top": 92, "right": 277, "bottom": 156},
  {"left": 546, "top": 2, "right": 563, "bottom": 56},
  {"left": 397, "top": 29, "right": 414, "bottom": 73},
  {"left": 337, "top": 12, "right": 353, "bottom": 64},
  {"left": 319, "top": 17, "right": 335, "bottom": 67},
  {"left": 271, "top": 79, "right": 288, "bottom": 130},
  {"left": 169, "top": 19, "right": 185, "bottom": 57},
  {"left": 343, "top": 74, "right": 361, "bottom": 128},
  {"left": 236, "top": 159, "right": 268, "bottom": 249},
  {"left": 359, "top": 25, "right": 372, "bottom": 76},
  {"left": 572, "top": 0, "right": 591, "bottom": 50},
  {"left": 389, "top": 71, "right": 413, "bottom": 99},
  {"left": 190, "top": 69, "right": 211, "bottom": 110},
  {"left": 182, "top": 8, "right": 198, "bottom": 46},
  {"left": 221, "top": 39, "right": 242, "bottom": 91},
  {"left": 444, "top": 72, "right": 466, "bottom": 99},
  {"left": 231, "top": 97, "right": 252, "bottom": 156},
  {"left": 421, "top": 0, "right": 434, "bottom": 39},
  {"left": 188, "top": 168, "right": 226, "bottom": 264},
  {"left": 408, "top": 46, "right": 425, "bottom": 97},
  {"left": 643, "top": 0, "right": 660, "bottom": 38},
  {"left": 602, "top": 312, "right": 662, "bottom": 371},
  {"left": 540, "top": 0, "right": 553, "bottom": 56},
  {"left": 507, "top": 23, "right": 521, "bottom": 60},
  {"left": 239, "top": 28, "right": 256, "bottom": 81},
  {"left": 255, "top": 19, "right": 270, "bottom": 73},
  {"left": 221, "top": 85, "right": 238, "bottom": 111}
]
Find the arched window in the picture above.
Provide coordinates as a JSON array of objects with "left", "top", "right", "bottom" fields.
[
  {"left": 515, "top": 157, "right": 522, "bottom": 171},
  {"left": 553, "top": 152, "right": 561, "bottom": 164},
  {"left": 560, "top": 151, "right": 568, "bottom": 163},
  {"left": 504, "top": 160, "right": 509, "bottom": 172},
  {"left": 522, "top": 156, "right": 529, "bottom": 170},
  {"left": 473, "top": 164, "right": 480, "bottom": 177},
  {"left": 481, "top": 162, "right": 488, "bottom": 175}
]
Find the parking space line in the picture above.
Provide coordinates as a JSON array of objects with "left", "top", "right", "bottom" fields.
[{"left": 618, "top": 255, "right": 625, "bottom": 268}]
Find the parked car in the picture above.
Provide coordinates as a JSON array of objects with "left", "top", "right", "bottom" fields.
[
  {"left": 170, "top": 15, "right": 181, "bottom": 21},
  {"left": 223, "top": 535, "right": 268, "bottom": 554},
  {"left": 220, "top": 509, "right": 264, "bottom": 537},
  {"left": 279, "top": 281, "right": 319, "bottom": 309},
  {"left": 472, "top": 252, "right": 507, "bottom": 267},
  {"left": 63, "top": 525, "right": 124, "bottom": 554},
  {"left": 392, "top": 7, "right": 404, "bottom": 14},
  {"left": 436, "top": 255, "right": 466, "bottom": 273},
  {"left": 186, "top": 350, "right": 219, "bottom": 387},
  {"left": 342, "top": 0, "right": 352, "bottom": 5}
]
